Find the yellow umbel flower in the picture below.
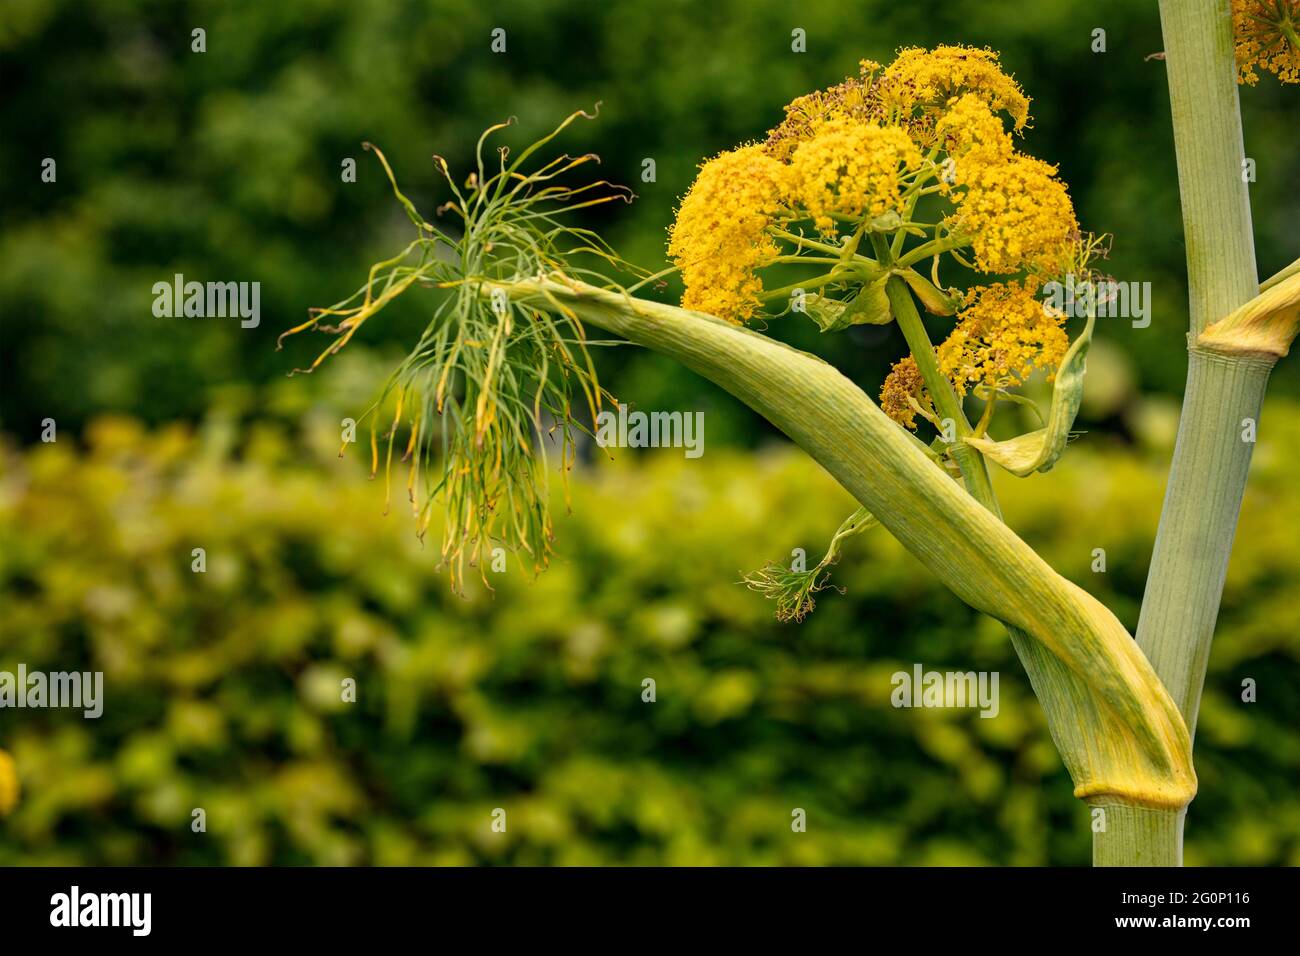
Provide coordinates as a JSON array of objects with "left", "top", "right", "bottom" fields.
[
  {"left": 948, "top": 150, "right": 1078, "bottom": 275},
  {"left": 880, "top": 355, "right": 929, "bottom": 429},
  {"left": 881, "top": 45, "right": 1031, "bottom": 131},
  {"left": 785, "top": 119, "right": 922, "bottom": 235},
  {"left": 668, "top": 144, "right": 786, "bottom": 324},
  {"left": 671, "top": 47, "right": 1075, "bottom": 326},
  {"left": 1232, "top": 0, "right": 1300, "bottom": 84},
  {"left": 0, "top": 749, "right": 18, "bottom": 816},
  {"left": 937, "top": 277, "right": 1069, "bottom": 396}
]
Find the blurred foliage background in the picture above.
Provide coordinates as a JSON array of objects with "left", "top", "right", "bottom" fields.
[{"left": 0, "top": 0, "right": 1297, "bottom": 864}]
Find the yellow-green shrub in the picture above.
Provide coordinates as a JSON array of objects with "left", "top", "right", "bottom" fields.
[{"left": 0, "top": 406, "right": 1296, "bottom": 865}]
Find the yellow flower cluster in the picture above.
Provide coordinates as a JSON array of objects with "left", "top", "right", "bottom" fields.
[
  {"left": 1232, "top": 0, "right": 1300, "bottom": 85},
  {"left": 949, "top": 148, "right": 1078, "bottom": 275},
  {"left": 880, "top": 356, "right": 929, "bottom": 430},
  {"left": 667, "top": 144, "right": 786, "bottom": 323},
  {"left": 669, "top": 46, "right": 1076, "bottom": 325},
  {"left": 936, "top": 278, "right": 1069, "bottom": 396},
  {"left": 899, "top": 61, "right": 1069, "bottom": 277},
  {"left": 670, "top": 113, "right": 921, "bottom": 320},
  {"left": 765, "top": 46, "right": 1028, "bottom": 160},
  {"left": 935, "top": 93, "right": 1013, "bottom": 159},
  {"left": 881, "top": 45, "right": 1031, "bottom": 132},
  {"left": 785, "top": 119, "right": 922, "bottom": 234}
]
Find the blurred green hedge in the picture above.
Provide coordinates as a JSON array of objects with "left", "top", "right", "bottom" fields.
[{"left": 1, "top": 402, "right": 1297, "bottom": 866}]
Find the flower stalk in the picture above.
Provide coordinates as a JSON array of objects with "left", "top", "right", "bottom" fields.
[
  {"left": 1092, "top": 0, "right": 1293, "bottom": 866},
  {"left": 881, "top": 273, "right": 997, "bottom": 507}
]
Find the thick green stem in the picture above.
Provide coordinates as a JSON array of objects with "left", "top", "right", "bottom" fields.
[
  {"left": 1093, "top": 807, "right": 1186, "bottom": 866},
  {"left": 1156, "top": 0, "right": 1258, "bottom": 339},
  {"left": 1136, "top": 352, "right": 1271, "bottom": 729},
  {"left": 1095, "top": 0, "right": 1268, "bottom": 867}
]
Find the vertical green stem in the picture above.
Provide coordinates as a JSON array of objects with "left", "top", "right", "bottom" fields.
[
  {"left": 1136, "top": 352, "right": 1270, "bottom": 729},
  {"left": 1094, "top": 807, "right": 1186, "bottom": 866},
  {"left": 1157, "top": 0, "right": 1258, "bottom": 340},
  {"left": 1095, "top": 0, "right": 1267, "bottom": 866}
]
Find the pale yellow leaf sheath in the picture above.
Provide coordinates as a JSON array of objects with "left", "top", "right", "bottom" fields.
[{"left": 1196, "top": 271, "right": 1300, "bottom": 362}]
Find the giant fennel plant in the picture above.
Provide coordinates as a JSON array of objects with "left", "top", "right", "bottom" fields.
[{"left": 282, "top": 6, "right": 1300, "bottom": 866}]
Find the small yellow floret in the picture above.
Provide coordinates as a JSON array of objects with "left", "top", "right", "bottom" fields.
[
  {"left": 937, "top": 278, "right": 1069, "bottom": 396},
  {"left": 0, "top": 750, "right": 18, "bottom": 816},
  {"left": 935, "top": 93, "right": 1014, "bottom": 160}
]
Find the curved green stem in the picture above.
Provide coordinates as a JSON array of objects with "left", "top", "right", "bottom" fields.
[
  {"left": 758, "top": 270, "right": 850, "bottom": 301},
  {"left": 498, "top": 276, "right": 1197, "bottom": 815},
  {"left": 896, "top": 236, "right": 963, "bottom": 269},
  {"left": 771, "top": 229, "right": 856, "bottom": 257}
]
